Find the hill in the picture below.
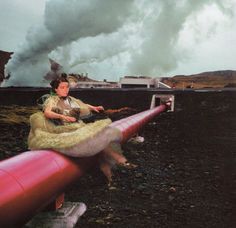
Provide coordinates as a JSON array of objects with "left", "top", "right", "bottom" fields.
[{"left": 161, "top": 70, "right": 236, "bottom": 89}]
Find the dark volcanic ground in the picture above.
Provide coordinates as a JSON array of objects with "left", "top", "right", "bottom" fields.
[{"left": 0, "top": 90, "right": 235, "bottom": 227}]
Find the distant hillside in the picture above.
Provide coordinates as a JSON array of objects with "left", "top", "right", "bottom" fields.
[{"left": 161, "top": 70, "right": 236, "bottom": 89}]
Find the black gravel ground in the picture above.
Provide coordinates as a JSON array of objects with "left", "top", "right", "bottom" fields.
[{"left": 0, "top": 90, "right": 235, "bottom": 227}]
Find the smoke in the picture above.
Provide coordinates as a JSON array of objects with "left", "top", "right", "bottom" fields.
[
  {"left": 48, "top": 19, "right": 141, "bottom": 81},
  {"left": 4, "top": 0, "right": 235, "bottom": 86},
  {"left": 51, "top": 31, "right": 128, "bottom": 70},
  {"left": 5, "top": 0, "right": 134, "bottom": 86},
  {"left": 128, "top": 0, "right": 234, "bottom": 76}
]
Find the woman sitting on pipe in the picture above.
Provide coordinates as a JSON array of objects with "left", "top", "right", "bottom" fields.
[{"left": 28, "top": 73, "right": 136, "bottom": 184}]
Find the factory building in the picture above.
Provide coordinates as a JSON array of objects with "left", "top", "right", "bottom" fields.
[{"left": 119, "top": 76, "right": 171, "bottom": 89}]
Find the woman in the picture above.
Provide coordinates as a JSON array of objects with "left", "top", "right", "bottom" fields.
[{"left": 28, "top": 74, "right": 135, "bottom": 184}]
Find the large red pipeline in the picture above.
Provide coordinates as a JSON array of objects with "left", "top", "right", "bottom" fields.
[
  {"left": 111, "top": 104, "right": 167, "bottom": 143},
  {"left": 0, "top": 104, "right": 168, "bottom": 226}
]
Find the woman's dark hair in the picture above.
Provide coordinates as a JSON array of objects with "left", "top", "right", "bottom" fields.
[{"left": 50, "top": 73, "right": 69, "bottom": 92}]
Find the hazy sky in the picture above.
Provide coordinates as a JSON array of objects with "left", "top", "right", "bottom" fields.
[{"left": 0, "top": 0, "right": 236, "bottom": 86}]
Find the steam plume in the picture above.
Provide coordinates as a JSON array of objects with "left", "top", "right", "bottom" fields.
[
  {"left": 4, "top": 0, "right": 235, "bottom": 86},
  {"left": 128, "top": 0, "right": 233, "bottom": 76},
  {"left": 5, "top": 0, "right": 134, "bottom": 86}
]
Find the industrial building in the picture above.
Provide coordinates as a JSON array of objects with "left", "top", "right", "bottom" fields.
[{"left": 119, "top": 76, "right": 171, "bottom": 89}]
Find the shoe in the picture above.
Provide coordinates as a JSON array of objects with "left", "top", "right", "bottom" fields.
[
  {"left": 118, "top": 162, "right": 138, "bottom": 169},
  {"left": 108, "top": 182, "right": 117, "bottom": 190}
]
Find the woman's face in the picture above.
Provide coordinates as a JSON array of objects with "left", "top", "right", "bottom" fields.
[{"left": 55, "top": 82, "right": 69, "bottom": 97}]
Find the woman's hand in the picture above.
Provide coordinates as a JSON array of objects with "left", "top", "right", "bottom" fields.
[
  {"left": 44, "top": 106, "right": 77, "bottom": 123},
  {"left": 95, "top": 106, "right": 104, "bottom": 112},
  {"left": 89, "top": 105, "right": 104, "bottom": 113},
  {"left": 61, "top": 115, "right": 76, "bottom": 122}
]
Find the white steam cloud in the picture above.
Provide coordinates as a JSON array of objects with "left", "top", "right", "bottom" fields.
[
  {"left": 5, "top": 0, "right": 134, "bottom": 86},
  {"left": 4, "top": 0, "right": 235, "bottom": 86},
  {"left": 128, "top": 0, "right": 234, "bottom": 75}
]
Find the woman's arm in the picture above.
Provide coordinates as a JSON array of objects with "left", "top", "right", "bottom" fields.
[
  {"left": 44, "top": 106, "right": 76, "bottom": 122},
  {"left": 87, "top": 104, "right": 104, "bottom": 113},
  {"left": 70, "top": 97, "right": 104, "bottom": 114}
]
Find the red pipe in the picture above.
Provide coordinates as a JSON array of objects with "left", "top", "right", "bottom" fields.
[
  {"left": 111, "top": 104, "right": 167, "bottom": 143},
  {"left": 0, "top": 151, "right": 96, "bottom": 227},
  {"left": 0, "top": 105, "right": 167, "bottom": 226}
]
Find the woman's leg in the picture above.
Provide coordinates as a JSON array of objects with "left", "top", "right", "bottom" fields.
[
  {"left": 99, "top": 145, "right": 137, "bottom": 183},
  {"left": 99, "top": 160, "right": 112, "bottom": 184},
  {"left": 102, "top": 146, "right": 127, "bottom": 164}
]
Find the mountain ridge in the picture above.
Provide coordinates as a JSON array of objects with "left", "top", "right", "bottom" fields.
[{"left": 161, "top": 70, "right": 236, "bottom": 88}]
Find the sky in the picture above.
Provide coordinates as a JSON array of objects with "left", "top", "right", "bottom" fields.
[{"left": 0, "top": 0, "right": 236, "bottom": 86}]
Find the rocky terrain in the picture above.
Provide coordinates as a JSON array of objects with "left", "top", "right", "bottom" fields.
[
  {"left": 0, "top": 90, "right": 235, "bottom": 227},
  {"left": 161, "top": 70, "right": 236, "bottom": 89}
]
